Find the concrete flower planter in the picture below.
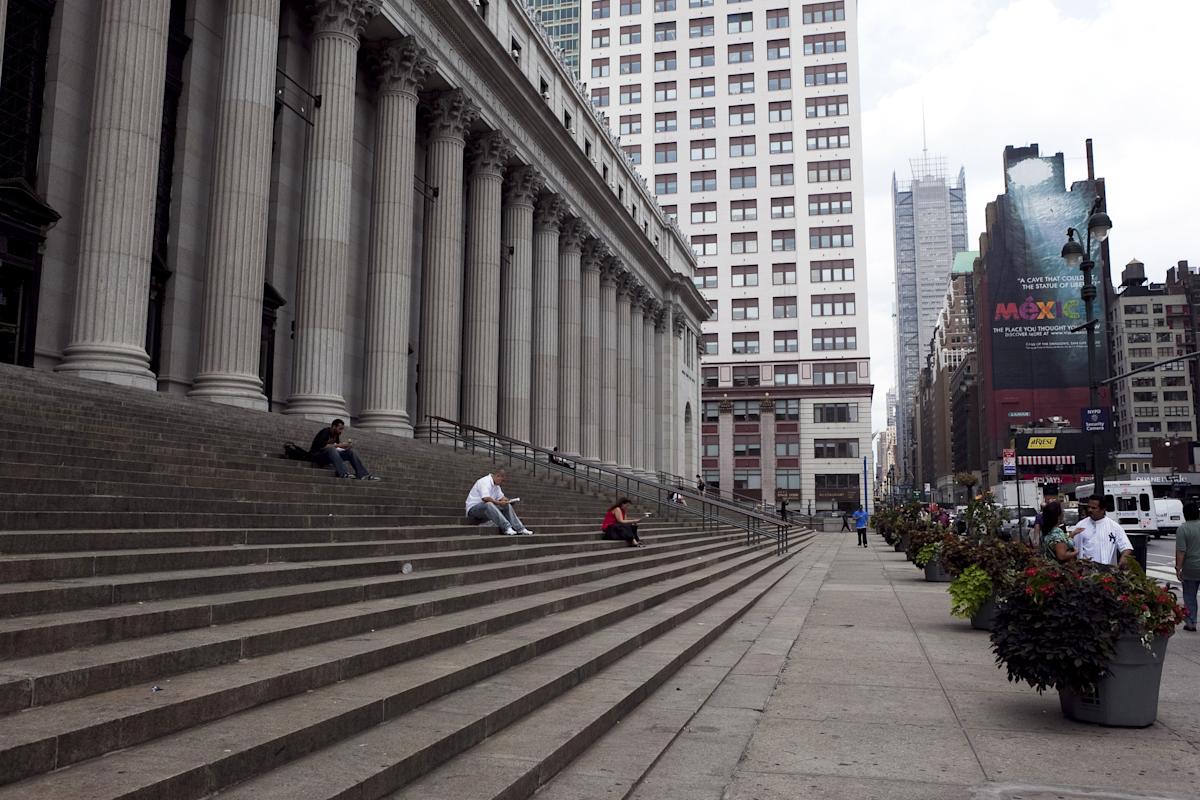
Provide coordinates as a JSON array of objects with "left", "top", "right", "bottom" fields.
[
  {"left": 970, "top": 595, "right": 998, "bottom": 630},
  {"left": 1059, "top": 635, "right": 1169, "bottom": 728},
  {"left": 923, "top": 560, "right": 952, "bottom": 582}
]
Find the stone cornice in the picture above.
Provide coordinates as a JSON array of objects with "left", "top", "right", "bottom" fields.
[
  {"left": 364, "top": 36, "right": 436, "bottom": 97},
  {"left": 308, "top": 0, "right": 381, "bottom": 39}
]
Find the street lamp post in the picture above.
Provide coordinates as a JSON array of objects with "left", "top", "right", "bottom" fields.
[{"left": 1062, "top": 197, "right": 1113, "bottom": 497}]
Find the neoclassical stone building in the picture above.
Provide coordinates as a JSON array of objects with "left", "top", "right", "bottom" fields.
[{"left": 0, "top": 0, "right": 708, "bottom": 476}]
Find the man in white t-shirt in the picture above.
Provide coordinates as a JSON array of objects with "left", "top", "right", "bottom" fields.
[
  {"left": 1072, "top": 496, "right": 1133, "bottom": 568},
  {"left": 465, "top": 468, "right": 533, "bottom": 536}
]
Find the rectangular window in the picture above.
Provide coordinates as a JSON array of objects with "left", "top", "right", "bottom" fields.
[
  {"left": 591, "top": 30, "right": 611, "bottom": 48},
  {"left": 727, "top": 11, "right": 753, "bottom": 34},
  {"left": 689, "top": 0, "right": 713, "bottom": 6},
  {"left": 654, "top": 172, "right": 678, "bottom": 194},
  {"left": 654, "top": 51, "right": 677, "bottom": 71},
  {"left": 772, "top": 262, "right": 797, "bottom": 285},
  {"left": 690, "top": 201, "right": 716, "bottom": 223},
  {"left": 729, "top": 135, "right": 756, "bottom": 157},
  {"left": 771, "top": 197, "right": 795, "bottom": 219},
  {"left": 808, "top": 192, "right": 853, "bottom": 216},
  {"left": 732, "top": 332, "right": 760, "bottom": 354},
  {"left": 730, "top": 231, "right": 758, "bottom": 254},
  {"left": 654, "top": 142, "right": 678, "bottom": 163},
  {"left": 731, "top": 366, "right": 760, "bottom": 388},
  {"left": 701, "top": 399, "right": 719, "bottom": 421},
  {"left": 814, "top": 438, "right": 859, "bottom": 458},
  {"left": 777, "top": 399, "right": 800, "bottom": 421},
  {"left": 770, "top": 164, "right": 794, "bottom": 186},
  {"left": 811, "top": 293, "right": 856, "bottom": 316},
  {"left": 619, "top": 84, "right": 642, "bottom": 104},
  {"left": 702, "top": 366, "right": 719, "bottom": 388},
  {"left": 702, "top": 333, "right": 718, "bottom": 354},
  {"left": 690, "top": 77, "right": 715, "bottom": 98},
  {"left": 694, "top": 266, "right": 717, "bottom": 288},
  {"left": 809, "top": 225, "right": 854, "bottom": 248},
  {"left": 731, "top": 298, "right": 759, "bottom": 320},
  {"left": 777, "top": 469, "right": 802, "bottom": 491},
  {"left": 728, "top": 43, "right": 754, "bottom": 63},
  {"left": 732, "top": 435, "right": 761, "bottom": 457},
  {"left": 619, "top": 26, "right": 642, "bottom": 45},
  {"left": 690, "top": 108, "right": 716, "bottom": 128},
  {"left": 733, "top": 469, "right": 761, "bottom": 490},
  {"left": 728, "top": 73, "right": 755, "bottom": 94},
  {"left": 591, "top": 87, "right": 610, "bottom": 107},
  {"left": 812, "top": 327, "right": 857, "bottom": 351},
  {"left": 774, "top": 365, "right": 799, "bottom": 385},
  {"left": 812, "top": 362, "right": 858, "bottom": 385},
  {"left": 774, "top": 330, "right": 799, "bottom": 353},
  {"left": 732, "top": 400, "right": 760, "bottom": 421},
  {"left": 806, "top": 95, "right": 849, "bottom": 118},
  {"left": 689, "top": 46, "right": 715, "bottom": 67},
  {"left": 619, "top": 114, "right": 641, "bottom": 135},
  {"left": 776, "top": 434, "right": 800, "bottom": 457},
  {"left": 731, "top": 264, "right": 759, "bottom": 286},
  {"left": 654, "top": 21, "right": 677, "bottom": 41},
  {"left": 810, "top": 259, "right": 854, "bottom": 282},
  {"left": 768, "top": 101, "right": 793, "bottom": 122},
  {"left": 689, "top": 17, "right": 714, "bottom": 38},
  {"left": 814, "top": 402, "right": 858, "bottom": 423},
  {"left": 766, "top": 8, "right": 790, "bottom": 29},
  {"left": 729, "top": 104, "right": 755, "bottom": 125},
  {"left": 807, "top": 159, "right": 852, "bottom": 183},
  {"left": 730, "top": 199, "right": 757, "bottom": 221},
  {"left": 769, "top": 133, "right": 794, "bottom": 154},
  {"left": 690, "top": 138, "right": 717, "bottom": 160},
  {"left": 623, "top": 145, "right": 641, "bottom": 164},
  {"left": 805, "top": 63, "right": 848, "bottom": 86},
  {"left": 655, "top": 111, "right": 677, "bottom": 132},
  {"left": 729, "top": 166, "right": 757, "bottom": 189},
  {"left": 592, "top": 0, "right": 610, "bottom": 19},
  {"left": 619, "top": 0, "right": 641, "bottom": 14},
  {"left": 767, "top": 69, "right": 792, "bottom": 90},
  {"left": 654, "top": 81, "right": 677, "bottom": 101},
  {"left": 801, "top": 2, "right": 845, "bottom": 24},
  {"left": 707, "top": 300, "right": 718, "bottom": 322},
  {"left": 691, "top": 233, "right": 717, "bottom": 255},
  {"left": 771, "top": 229, "right": 797, "bottom": 252},
  {"left": 767, "top": 39, "right": 791, "bottom": 59},
  {"left": 690, "top": 170, "right": 717, "bottom": 191},
  {"left": 591, "top": 58, "right": 610, "bottom": 78},
  {"left": 803, "top": 32, "right": 846, "bottom": 54},
  {"left": 807, "top": 126, "right": 850, "bottom": 150},
  {"left": 702, "top": 434, "right": 719, "bottom": 456},
  {"left": 773, "top": 296, "right": 798, "bottom": 318}
]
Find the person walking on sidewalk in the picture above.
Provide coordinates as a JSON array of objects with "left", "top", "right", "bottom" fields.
[
  {"left": 1175, "top": 501, "right": 1200, "bottom": 632},
  {"left": 853, "top": 505, "right": 869, "bottom": 547},
  {"left": 309, "top": 419, "right": 379, "bottom": 480},
  {"left": 840, "top": 511, "right": 852, "bottom": 532},
  {"left": 465, "top": 468, "right": 534, "bottom": 536}
]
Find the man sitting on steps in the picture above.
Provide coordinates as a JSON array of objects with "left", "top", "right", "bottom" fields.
[
  {"left": 466, "top": 468, "right": 534, "bottom": 536},
  {"left": 309, "top": 419, "right": 379, "bottom": 480}
]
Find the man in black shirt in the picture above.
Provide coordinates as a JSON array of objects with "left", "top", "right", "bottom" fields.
[{"left": 309, "top": 419, "right": 379, "bottom": 480}]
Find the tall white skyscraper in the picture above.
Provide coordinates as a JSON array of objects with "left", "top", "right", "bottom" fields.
[
  {"left": 583, "top": 0, "right": 872, "bottom": 511},
  {"left": 891, "top": 156, "right": 967, "bottom": 488}
]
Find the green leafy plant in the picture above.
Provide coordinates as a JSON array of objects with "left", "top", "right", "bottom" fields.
[
  {"left": 915, "top": 541, "right": 940, "bottom": 568},
  {"left": 906, "top": 524, "right": 943, "bottom": 561},
  {"left": 991, "top": 561, "right": 1187, "bottom": 694},
  {"left": 949, "top": 565, "right": 993, "bottom": 618},
  {"left": 940, "top": 537, "right": 1036, "bottom": 587}
]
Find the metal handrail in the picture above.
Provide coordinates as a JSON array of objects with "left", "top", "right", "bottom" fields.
[
  {"left": 653, "top": 469, "right": 772, "bottom": 515},
  {"left": 424, "top": 416, "right": 793, "bottom": 556}
]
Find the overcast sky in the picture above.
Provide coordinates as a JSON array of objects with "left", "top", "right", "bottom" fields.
[{"left": 858, "top": 0, "right": 1200, "bottom": 432}]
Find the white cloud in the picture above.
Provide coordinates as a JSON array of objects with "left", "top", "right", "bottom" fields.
[{"left": 859, "top": 0, "right": 1200, "bottom": 431}]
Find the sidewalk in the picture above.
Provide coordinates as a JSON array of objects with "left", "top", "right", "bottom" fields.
[{"left": 562, "top": 528, "right": 1200, "bottom": 800}]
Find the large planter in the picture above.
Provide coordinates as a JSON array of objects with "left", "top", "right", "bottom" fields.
[
  {"left": 900, "top": 532, "right": 912, "bottom": 554},
  {"left": 924, "top": 560, "right": 952, "bottom": 583},
  {"left": 970, "top": 595, "right": 998, "bottom": 630},
  {"left": 893, "top": 539, "right": 904, "bottom": 552},
  {"left": 1059, "top": 635, "right": 1169, "bottom": 728}
]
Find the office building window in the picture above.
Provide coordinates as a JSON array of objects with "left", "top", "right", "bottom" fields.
[
  {"left": 729, "top": 166, "right": 757, "bottom": 189},
  {"left": 807, "top": 159, "right": 851, "bottom": 183},
  {"left": 730, "top": 231, "right": 758, "bottom": 254},
  {"left": 770, "top": 164, "right": 794, "bottom": 186},
  {"left": 732, "top": 400, "right": 760, "bottom": 421},
  {"left": 619, "top": 114, "right": 641, "bottom": 135},
  {"left": 733, "top": 469, "right": 761, "bottom": 490},
  {"left": 707, "top": 300, "right": 718, "bottom": 322},
  {"left": 690, "top": 201, "right": 716, "bottom": 223},
  {"left": 812, "top": 362, "right": 858, "bottom": 384},
  {"left": 729, "top": 135, "right": 756, "bottom": 157},
  {"left": 771, "top": 197, "right": 795, "bottom": 219},
  {"left": 691, "top": 138, "right": 717, "bottom": 160},
  {"left": 777, "top": 399, "right": 800, "bottom": 420},
  {"left": 731, "top": 264, "right": 759, "bottom": 286},
  {"left": 690, "top": 170, "right": 717, "bottom": 191},
  {"left": 655, "top": 111, "right": 677, "bottom": 131},
  {"left": 592, "top": 0, "right": 610, "bottom": 19},
  {"left": 623, "top": 145, "right": 641, "bottom": 164},
  {"left": 809, "top": 225, "right": 853, "bottom": 248},
  {"left": 811, "top": 293, "right": 855, "bottom": 316},
  {"left": 729, "top": 73, "right": 755, "bottom": 94},
  {"left": 731, "top": 365, "right": 760, "bottom": 387},
  {"left": 727, "top": 11, "right": 753, "bottom": 33},
  {"left": 591, "top": 29, "right": 610, "bottom": 47},
  {"left": 701, "top": 399, "right": 719, "bottom": 420},
  {"left": 776, "top": 434, "right": 801, "bottom": 456},
  {"left": 702, "top": 333, "right": 718, "bottom": 354},
  {"left": 702, "top": 366, "right": 719, "bottom": 387},
  {"left": 768, "top": 101, "right": 793, "bottom": 122},
  {"left": 591, "top": 58, "right": 610, "bottom": 78},
  {"left": 691, "top": 233, "right": 717, "bottom": 255},
  {"left": 654, "top": 81, "right": 677, "bottom": 101},
  {"left": 805, "top": 63, "right": 848, "bottom": 86},
  {"left": 771, "top": 229, "right": 796, "bottom": 252},
  {"left": 773, "top": 296, "right": 798, "bottom": 318},
  {"left": 772, "top": 262, "right": 797, "bottom": 284},
  {"left": 810, "top": 259, "right": 854, "bottom": 282},
  {"left": 654, "top": 51, "right": 677, "bottom": 72},
  {"left": 619, "top": 84, "right": 642, "bottom": 104},
  {"left": 774, "top": 364, "right": 799, "bottom": 385},
  {"left": 732, "top": 332, "right": 760, "bottom": 354},
  {"left": 591, "top": 87, "right": 610, "bottom": 107},
  {"left": 732, "top": 434, "right": 761, "bottom": 456},
  {"left": 806, "top": 95, "right": 849, "bottom": 118},
  {"left": 812, "top": 327, "right": 857, "bottom": 351},
  {"left": 769, "top": 133, "right": 794, "bottom": 155},
  {"left": 654, "top": 21, "right": 677, "bottom": 41},
  {"left": 689, "top": 46, "right": 715, "bottom": 67},
  {"left": 689, "top": 16, "right": 714, "bottom": 38},
  {"left": 814, "top": 438, "right": 859, "bottom": 458},
  {"left": 774, "top": 330, "right": 799, "bottom": 352},
  {"left": 767, "top": 69, "right": 792, "bottom": 90},
  {"left": 808, "top": 192, "right": 852, "bottom": 216},
  {"left": 690, "top": 107, "right": 716, "bottom": 128},
  {"left": 814, "top": 402, "right": 858, "bottom": 423},
  {"left": 690, "top": 77, "right": 716, "bottom": 98},
  {"left": 729, "top": 104, "right": 755, "bottom": 125},
  {"left": 803, "top": 32, "right": 846, "bottom": 53},
  {"left": 619, "top": 26, "right": 642, "bottom": 45},
  {"left": 730, "top": 199, "right": 757, "bottom": 221},
  {"left": 694, "top": 266, "right": 717, "bottom": 288},
  {"left": 766, "top": 8, "right": 790, "bottom": 29},
  {"left": 767, "top": 39, "right": 791, "bottom": 59},
  {"left": 728, "top": 43, "right": 754, "bottom": 63},
  {"left": 802, "top": 2, "right": 845, "bottom": 24},
  {"left": 702, "top": 434, "right": 719, "bottom": 456},
  {"left": 654, "top": 172, "right": 678, "bottom": 194},
  {"left": 619, "top": 0, "right": 641, "bottom": 14},
  {"left": 807, "top": 126, "right": 850, "bottom": 150}
]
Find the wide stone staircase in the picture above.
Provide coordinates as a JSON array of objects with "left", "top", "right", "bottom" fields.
[{"left": 0, "top": 364, "right": 812, "bottom": 799}]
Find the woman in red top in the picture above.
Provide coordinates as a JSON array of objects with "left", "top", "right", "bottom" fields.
[{"left": 602, "top": 498, "right": 646, "bottom": 547}]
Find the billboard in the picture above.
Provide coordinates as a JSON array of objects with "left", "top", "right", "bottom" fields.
[{"left": 986, "top": 150, "right": 1106, "bottom": 390}]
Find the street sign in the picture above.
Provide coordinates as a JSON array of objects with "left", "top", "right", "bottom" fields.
[
  {"left": 1081, "top": 407, "right": 1108, "bottom": 433},
  {"left": 1002, "top": 449, "right": 1017, "bottom": 476}
]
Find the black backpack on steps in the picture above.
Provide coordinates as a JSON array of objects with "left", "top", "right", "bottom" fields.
[{"left": 283, "top": 442, "right": 311, "bottom": 462}]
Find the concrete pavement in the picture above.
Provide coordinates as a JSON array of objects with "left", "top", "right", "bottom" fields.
[{"left": 540, "top": 528, "right": 1200, "bottom": 800}]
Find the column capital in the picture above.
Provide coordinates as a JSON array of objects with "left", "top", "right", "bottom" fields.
[
  {"left": 307, "top": 0, "right": 380, "bottom": 39},
  {"left": 672, "top": 303, "right": 686, "bottom": 337},
  {"left": 560, "top": 219, "right": 588, "bottom": 253},
  {"left": 467, "top": 130, "right": 513, "bottom": 178},
  {"left": 641, "top": 294, "right": 661, "bottom": 317},
  {"left": 534, "top": 194, "right": 566, "bottom": 232},
  {"left": 653, "top": 306, "right": 669, "bottom": 331},
  {"left": 504, "top": 165, "right": 544, "bottom": 207},
  {"left": 364, "top": 36, "right": 436, "bottom": 97},
  {"left": 613, "top": 264, "right": 634, "bottom": 298},
  {"left": 581, "top": 238, "right": 607, "bottom": 272},
  {"left": 719, "top": 395, "right": 734, "bottom": 414},
  {"left": 760, "top": 394, "right": 776, "bottom": 413},
  {"left": 428, "top": 89, "right": 479, "bottom": 142}
]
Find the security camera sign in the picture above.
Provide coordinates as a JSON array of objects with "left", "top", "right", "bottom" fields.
[{"left": 1081, "top": 407, "right": 1108, "bottom": 433}]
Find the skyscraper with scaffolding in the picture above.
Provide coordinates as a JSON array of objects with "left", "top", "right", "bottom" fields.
[{"left": 892, "top": 155, "right": 968, "bottom": 491}]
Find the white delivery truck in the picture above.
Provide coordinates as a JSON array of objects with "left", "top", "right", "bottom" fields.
[
  {"left": 1153, "top": 497, "right": 1184, "bottom": 537},
  {"left": 1075, "top": 480, "right": 1158, "bottom": 536}
]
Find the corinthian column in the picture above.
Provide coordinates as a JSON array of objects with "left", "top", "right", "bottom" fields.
[
  {"left": 629, "top": 289, "right": 645, "bottom": 472},
  {"left": 498, "top": 166, "right": 542, "bottom": 442},
  {"left": 189, "top": 0, "right": 283, "bottom": 408},
  {"left": 598, "top": 261, "right": 619, "bottom": 466},
  {"left": 57, "top": 0, "right": 171, "bottom": 388},
  {"left": 643, "top": 299, "right": 659, "bottom": 474},
  {"left": 654, "top": 307, "right": 670, "bottom": 475},
  {"left": 530, "top": 194, "right": 564, "bottom": 448},
  {"left": 414, "top": 89, "right": 479, "bottom": 435},
  {"left": 579, "top": 240, "right": 604, "bottom": 461},
  {"left": 615, "top": 273, "right": 633, "bottom": 470},
  {"left": 556, "top": 220, "right": 586, "bottom": 457},
  {"left": 285, "top": 0, "right": 380, "bottom": 419},
  {"left": 460, "top": 131, "right": 513, "bottom": 432},
  {"left": 357, "top": 38, "right": 435, "bottom": 434}
]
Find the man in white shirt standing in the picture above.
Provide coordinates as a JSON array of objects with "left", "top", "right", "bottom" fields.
[
  {"left": 465, "top": 468, "right": 533, "bottom": 536},
  {"left": 1072, "top": 496, "right": 1134, "bottom": 568}
]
